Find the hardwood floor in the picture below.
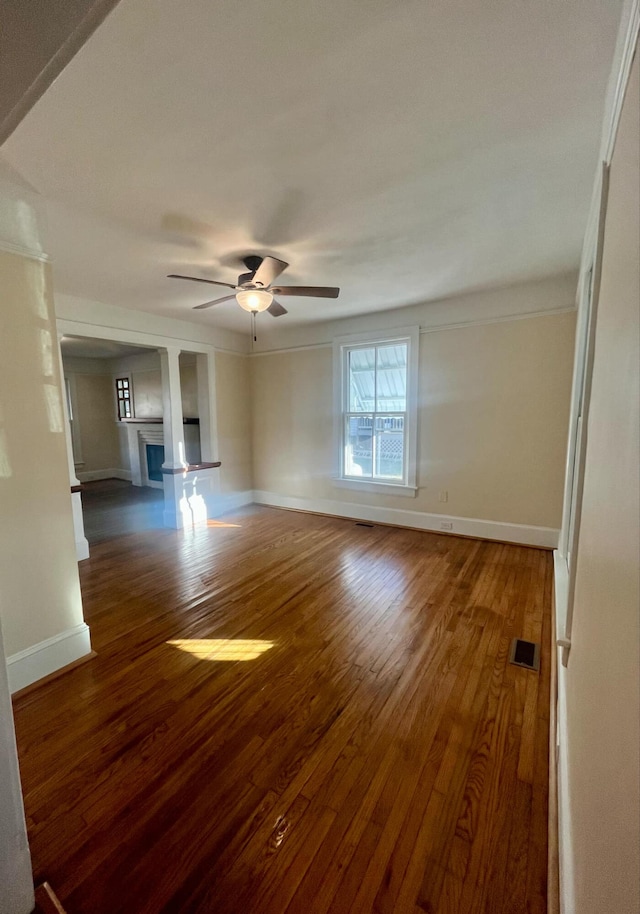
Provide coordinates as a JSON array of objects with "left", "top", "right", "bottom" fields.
[
  {"left": 80, "top": 478, "right": 164, "bottom": 544},
  {"left": 13, "top": 506, "right": 551, "bottom": 913}
]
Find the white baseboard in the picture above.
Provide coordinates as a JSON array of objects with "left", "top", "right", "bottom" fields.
[
  {"left": 70, "top": 489, "right": 90, "bottom": 561},
  {"left": 75, "top": 537, "right": 90, "bottom": 561},
  {"left": 252, "top": 491, "right": 559, "bottom": 548},
  {"left": 6, "top": 623, "right": 92, "bottom": 694},
  {"left": 77, "top": 468, "right": 132, "bottom": 483},
  {"left": 554, "top": 558, "right": 575, "bottom": 914},
  {"left": 553, "top": 550, "right": 570, "bottom": 641},
  {"left": 556, "top": 659, "right": 575, "bottom": 914},
  {"left": 211, "top": 489, "right": 255, "bottom": 517}
]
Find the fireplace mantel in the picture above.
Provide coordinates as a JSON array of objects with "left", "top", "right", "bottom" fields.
[{"left": 120, "top": 417, "right": 200, "bottom": 425}]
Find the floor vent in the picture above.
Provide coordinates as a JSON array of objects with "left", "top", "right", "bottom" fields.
[
  {"left": 509, "top": 638, "right": 540, "bottom": 671},
  {"left": 355, "top": 522, "right": 375, "bottom": 528}
]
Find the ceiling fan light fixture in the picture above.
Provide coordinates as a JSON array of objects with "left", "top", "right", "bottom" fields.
[{"left": 235, "top": 289, "right": 273, "bottom": 312}]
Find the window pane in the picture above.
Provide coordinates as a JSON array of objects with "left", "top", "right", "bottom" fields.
[
  {"left": 349, "top": 348, "right": 375, "bottom": 412},
  {"left": 345, "top": 415, "right": 373, "bottom": 477},
  {"left": 376, "top": 344, "right": 407, "bottom": 412},
  {"left": 374, "top": 416, "right": 404, "bottom": 480}
]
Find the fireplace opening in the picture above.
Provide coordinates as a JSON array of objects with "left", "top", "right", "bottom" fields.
[{"left": 146, "top": 444, "right": 165, "bottom": 482}]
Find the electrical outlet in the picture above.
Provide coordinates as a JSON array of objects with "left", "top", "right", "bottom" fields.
[
  {"left": 439, "top": 491, "right": 448, "bottom": 503},
  {"left": 440, "top": 521, "right": 453, "bottom": 531}
]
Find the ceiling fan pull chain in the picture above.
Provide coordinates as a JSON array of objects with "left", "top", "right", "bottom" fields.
[{"left": 251, "top": 310, "right": 257, "bottom": 345}]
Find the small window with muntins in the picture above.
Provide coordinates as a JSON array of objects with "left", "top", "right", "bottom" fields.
[{"left": 115, "top": 377, "right": 132, "bottom": 419}]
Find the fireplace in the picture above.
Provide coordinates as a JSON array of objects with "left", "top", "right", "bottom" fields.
[{"left": 146, "top": 444, "right": 165, "bottom": 482}]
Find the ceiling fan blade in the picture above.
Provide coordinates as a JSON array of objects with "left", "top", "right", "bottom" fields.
[
  {"left": 168, "top": 273, "right": 237, "bottom": 290},
  {"left": 267, "top": 299, "right": 288, "bottom": 317},
  {"left": 251, "top": 256, "right": 289, "bottom": 288},
  {"left": 192, "top": 294, "right": 237, "bottom": 310},
  {"left": 270, "top": 285, "right": 340, "bottom": 299}
]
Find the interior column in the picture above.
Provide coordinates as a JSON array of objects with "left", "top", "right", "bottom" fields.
[
  {"left": 57, "top": 331, "right": 89, "bottom": 560},
  {"left": 160, "top": 346, "right": 186, "bottom": 528}
]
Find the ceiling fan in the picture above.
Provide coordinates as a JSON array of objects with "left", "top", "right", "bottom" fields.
[{"left": 168, "top": 255, "right": 340, "bottom": 318}]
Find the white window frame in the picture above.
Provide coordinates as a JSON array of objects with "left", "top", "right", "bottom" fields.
[
  {"left": 113, "top": 372, "right": 134, "bottom": 421},
  {"left": 333, "top": 326, "right": 419, "bottom": 497}
]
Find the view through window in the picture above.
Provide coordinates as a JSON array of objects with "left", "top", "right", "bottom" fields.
[{"left": 344, "top": 342, "right": 408, "bottom": 483}]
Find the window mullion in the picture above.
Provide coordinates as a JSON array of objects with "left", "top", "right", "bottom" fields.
[{"left": 373, "top": 346, "right": 378, "bottom": 479}]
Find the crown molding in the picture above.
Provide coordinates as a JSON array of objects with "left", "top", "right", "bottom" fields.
[
  {"left": 250, "top": 305, "right": 576, "bottom": 357},
  {"left": 0, "top": 238, "right": 49, "bottom": 263}
]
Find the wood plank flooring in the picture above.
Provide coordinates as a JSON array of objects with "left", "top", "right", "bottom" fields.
[
  {"left": 13, "top": 506, "right": 551, "bottom": 913},
  {"left": 80, "top": 479, "right": 164, "bottom": 544}
]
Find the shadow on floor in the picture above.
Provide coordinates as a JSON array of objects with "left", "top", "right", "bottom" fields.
[{"left": 81, "top": 478, "right": 165, "bottom": 544}]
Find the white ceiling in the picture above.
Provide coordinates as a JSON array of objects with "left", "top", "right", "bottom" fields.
[{"left": 1, "top": 0, "right": 622, "bottom": 332}]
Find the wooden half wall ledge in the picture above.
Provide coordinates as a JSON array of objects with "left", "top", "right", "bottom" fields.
[
  {"left": 34, "top": 881, "right": 68, "bottom": 913},
  {"left": 120, "top": 416, "right": 200, "bottom": 424},
  {"left": 161, "top": 461, "right": 221, "bottom": 475}
]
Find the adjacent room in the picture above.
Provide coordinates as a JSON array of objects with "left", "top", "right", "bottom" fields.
[{"left": 0, "top": 2, "right": 637, "bottom": 914}]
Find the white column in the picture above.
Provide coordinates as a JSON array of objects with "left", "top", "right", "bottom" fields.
[
  {"left": 196, "top": 351, "right": 219, "bottom": 463},
  {"left": 57, "top": 332, "right": 89, "bottom": 561},
  {"left": 160, "top": 347, "right": 186, "bottom": 528},
  {"left": 0, "top": 614, "right": 35, "bottom": 914}
]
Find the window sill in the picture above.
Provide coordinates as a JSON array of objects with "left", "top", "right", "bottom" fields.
[{"left": 333, "top": 477, "right": 418, "bottom": 497}]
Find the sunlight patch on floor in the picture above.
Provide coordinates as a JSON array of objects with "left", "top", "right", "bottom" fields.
[
  {"left": 167, "top": 638, "right": 274, "bottom": 661},
  {"left": 206, "top": 520, "right": 242, "bottom": 528}
]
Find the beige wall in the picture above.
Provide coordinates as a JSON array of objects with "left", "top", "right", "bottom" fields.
[
  {"left": 71, "top": 372, "right": 121, "bottom": 471},
  {"left": 179, "top": 362, "right": 198, "bottom": 417},
  {"left": 565, "top": 49, "right": 639, "bottom": 914},
  {"left": 215, "top": 352, "right": 252, "bottom": 495},
  {"left": 252, "top": 309, "right": 575, "bottom": 529},
  {"left": 0, "top": 251, "right": 84, "bottom": 655},
  {"left": 128, "top": 363, "right": 199, "bottom": 419}
]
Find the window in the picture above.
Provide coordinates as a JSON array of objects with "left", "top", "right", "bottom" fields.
[
  {"left": 334, "top": 328, "right": 419, "bottom": 494},
  {"left": 115, "top": 376, "right": 132, "bottom": 419}
]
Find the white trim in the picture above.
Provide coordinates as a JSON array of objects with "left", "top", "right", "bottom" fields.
[
  {"left": 579, "top": 0, "right": 639, "bottom": 285},
  {"left": 556, "top": 657, "right": 576, "bottom": 914},
  {"left": 71, "top": 491, "right": 90, "bottom": 562},
  {"left": 113, "top": 370, "right": 134, "bottom": 421},
  {"left": 6, "top": 623, "right": 92, "bottom": 694},
  {"left": 602, "top": 0, "right": 640, "bottom": 164},
  {"left": 76, "top": 467, "right": 132, "bottom": 483},
  {"left": 0, "top": 238, "right": 49, "bottom": 263},
  {"left": 332, "top": 478, "right": 418, "bottom": 497},
  {"left": 211, "top": 489, "right": 255, "bottom": 517},
  {"left": 553, "top": 551, "right": 569, "bottom": 642},
  {"left": 418, "top": 306, "right": 577, "bottom": 336},
  {"left": 57, "top": 318, "right": 220, "bottom": 356},
  {"left": 63, "top": 371, "right": 84, "bottom": 464},
  {"left": 253, "top": 491, "right": 559, "bottom": 548},
  {"left": 333, "top": 326, "right": 419, "bottom": 491},
  {"left": 558, "top": 164, "right": 610, "bottom": 663},
  {"left": 55, "top": 315, "right": 247, "bottom": 357},
  {"left": 252, "top": 342, "right": 333, "bottom": 357},
  {"left": 251, "top": 306, "right": 576, "bottom": 357}
]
